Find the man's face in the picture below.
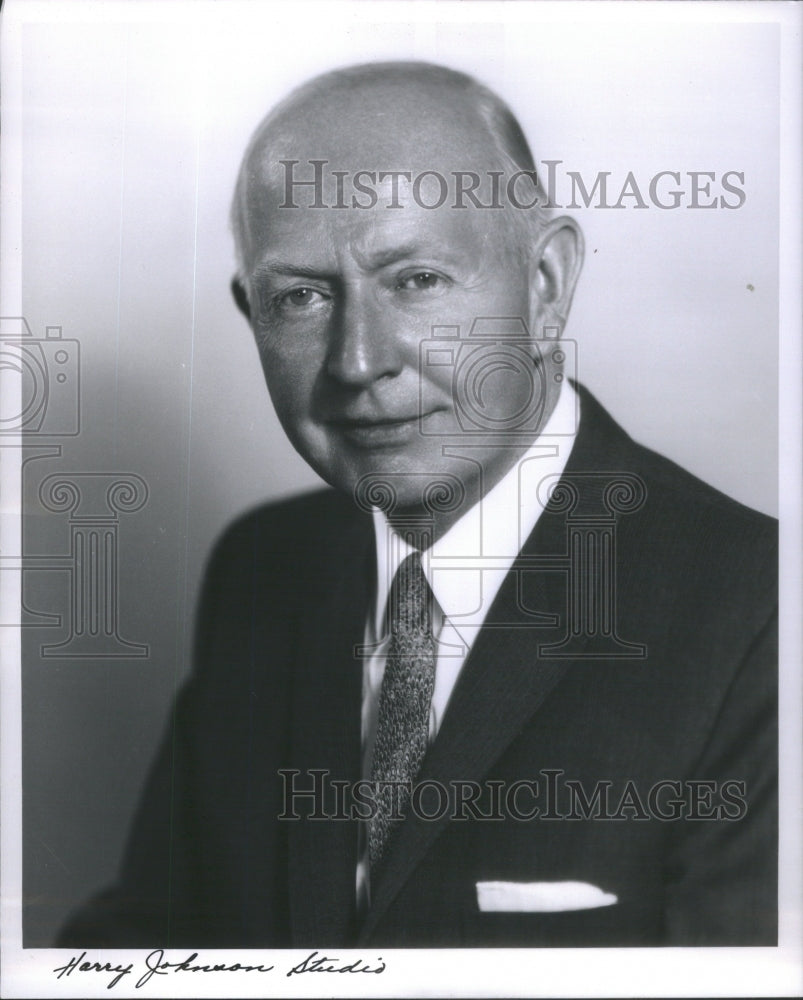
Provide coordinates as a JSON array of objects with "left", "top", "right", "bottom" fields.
[{"left": 237, "top": 107, "right": 579, "bottom": 519}]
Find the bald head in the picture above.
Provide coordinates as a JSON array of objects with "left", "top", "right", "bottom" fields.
[{"left": 230, "top": 61, "right": 548, "bottom": 277}]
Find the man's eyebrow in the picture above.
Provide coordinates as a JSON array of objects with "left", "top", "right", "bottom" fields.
[
  {"left": 251, "top": 244, "right": 464, "bottom": 281},
  {"left": 251, "top": 259, "right": 331, "bottom": 281}
]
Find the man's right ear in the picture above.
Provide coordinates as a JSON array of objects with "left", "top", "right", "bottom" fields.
[{"left": 231, "top": 276, "right": 251, "bottom": 321}]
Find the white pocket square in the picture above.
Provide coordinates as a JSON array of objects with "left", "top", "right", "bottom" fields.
[{"left": 476, "top": 880, "right": 618, "bottom": 913}]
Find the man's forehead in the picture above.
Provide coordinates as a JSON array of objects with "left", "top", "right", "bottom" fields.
[
  {"left": 248, "top": 131, "right": 501, "bottom": 198},
  {"left": 246, "top": 185, "right": 494, "bottom": 274},
  {"left": 244, "top": 77, "right": 504, "bottom": 191}
]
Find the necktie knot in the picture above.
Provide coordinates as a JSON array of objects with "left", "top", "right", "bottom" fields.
[{"left": 388, "top": 551, "right": 433, "bottom": 638}]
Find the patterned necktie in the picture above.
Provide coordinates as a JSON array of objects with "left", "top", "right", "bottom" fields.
[{"left": 368, "top": 551, "right": 437, "bottom": 875}]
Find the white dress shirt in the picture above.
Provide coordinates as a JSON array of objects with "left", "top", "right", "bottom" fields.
[{"left": 355, "top": 381, "right": 579, "bottom": 910}]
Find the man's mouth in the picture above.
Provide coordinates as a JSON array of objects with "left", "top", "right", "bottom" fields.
[{"left": 328, "top": 412, "right": 436, "bottom": 447}]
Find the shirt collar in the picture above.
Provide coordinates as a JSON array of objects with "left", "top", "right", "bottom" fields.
[{"left": 370, "top": 380, "right": 579, "bottom": 634}]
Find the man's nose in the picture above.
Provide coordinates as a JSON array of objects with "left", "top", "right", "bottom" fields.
[{"left": 325, "top": 290, "right": 405, "bottom": 387}]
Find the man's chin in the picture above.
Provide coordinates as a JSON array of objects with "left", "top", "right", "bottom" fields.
[{"left": 324, "top": 461, "right": 473, "bottom": 522}]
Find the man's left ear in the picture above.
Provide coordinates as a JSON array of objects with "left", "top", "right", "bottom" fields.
[
  {"left": 530, "top": 217, "right": 584, "bottom": 333},
  {"left": 231, "top": 276, "right": 251, "bottom": 322}
]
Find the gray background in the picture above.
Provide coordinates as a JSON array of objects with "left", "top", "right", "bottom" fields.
[{"left": 16, "top": 15, "right": 778, "bottom": 945}]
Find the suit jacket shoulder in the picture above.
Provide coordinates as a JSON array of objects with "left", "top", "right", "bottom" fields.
[{"left": 568, "top": 385, "right": 777, "bottom": 623}]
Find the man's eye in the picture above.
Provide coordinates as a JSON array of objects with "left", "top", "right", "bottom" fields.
[
  {"left": 278, "top": 287, "right": 325, "bottom": 307},
  {"left": 397, "top": 272, "right": 446, "bottom": 292}
]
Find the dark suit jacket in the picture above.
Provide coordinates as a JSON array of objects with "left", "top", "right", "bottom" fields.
[{"left": 59, "top": 387, "right": 777, "bottom": 948}]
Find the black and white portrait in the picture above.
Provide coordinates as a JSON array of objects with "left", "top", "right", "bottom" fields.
[{"left": 1, "top": 2, "right": 800, "bottom": 998}]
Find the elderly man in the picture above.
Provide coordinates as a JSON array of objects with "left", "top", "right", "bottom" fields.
[{"left": 60, "top": 62, "right": 776, "bottom": 948}]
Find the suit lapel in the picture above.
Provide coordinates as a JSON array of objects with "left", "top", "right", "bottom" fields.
[{"left": 287, "top": 512, "right": 373, "bottom": 945}]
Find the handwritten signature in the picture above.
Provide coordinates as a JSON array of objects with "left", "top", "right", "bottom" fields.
[
  {"left": 286, "top": 950, "right": 386, "bottom": 977},
  {"left": 53, "top": 949, "right": 386, "bottom": 989}
]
